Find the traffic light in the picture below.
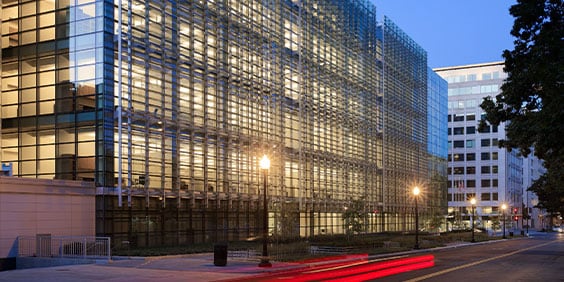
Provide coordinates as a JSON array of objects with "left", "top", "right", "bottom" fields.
[
  {"left": 513, "top": 208, "right": 518, "bottom": 214},
  {"left": 514, "top": 216, "right": 519, "bottom": 221}
]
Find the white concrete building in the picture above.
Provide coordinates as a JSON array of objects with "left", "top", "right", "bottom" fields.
[
  {"left": 435, "top": 62, "right": 526, "bottom": 233},
  {"left": 523, "top": 152, "right": 547, "bottom": 231}
]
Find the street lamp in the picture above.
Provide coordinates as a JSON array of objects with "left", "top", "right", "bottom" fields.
[
  {"left": 501, "top": 203, "right": 507, "bottom": 239},
  {"left": 413, "top": 186, "right": 420, "bottom": 249},
  {"left": 470, "top": 198, "right": 476, "bottom": 243},
  {"left": 258, "top": 155, "right": 272, "bottom": 267}
]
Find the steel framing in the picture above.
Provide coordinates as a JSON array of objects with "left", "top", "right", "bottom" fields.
[{"left": 0, "top": 0, "right": 446, "bottom": 246}]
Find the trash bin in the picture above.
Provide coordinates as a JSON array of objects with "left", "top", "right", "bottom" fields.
[
  {"left": 214, "top": 243, "right": 227, "bottom": 266},
  {"left": 509, "top": 231, "right": 514, "bottom": 237}
]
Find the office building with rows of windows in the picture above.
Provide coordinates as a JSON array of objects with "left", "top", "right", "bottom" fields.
[
  {"left": 1, "top": 0, "right": 447, "bottom": 247},
  {"left": 435, "top": 62, "right": 525, "bottom": 232}
]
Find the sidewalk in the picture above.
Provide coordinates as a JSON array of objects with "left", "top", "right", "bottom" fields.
[{"left": 0, "top": 253, "right": 302, "bottom": 282}]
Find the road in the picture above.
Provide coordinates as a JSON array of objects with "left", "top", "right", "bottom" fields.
[
  {"left": 376, "top": 232, "right": 563, "bottom": 282},
  {"left": 227, "top": 232, "right": 563, "bottom": 282}
]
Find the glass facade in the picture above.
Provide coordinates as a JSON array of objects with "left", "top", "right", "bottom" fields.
[
  {"left": 1, "top": 0, "right": 113, "bottom": 183},
  {"left": 2, "top": 0, "right": 446, "bottom": 246},
  {"left": 427, "top": 67, "right": 448, "bottom": 219},
  {"left": 381, "top": 17, "right": 432, "bottom": 231}
]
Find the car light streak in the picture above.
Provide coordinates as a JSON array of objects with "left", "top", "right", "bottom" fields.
[
  {"left": 280, "top": 255, "right": 435, "bottom": 282},
  {"left": 323, "top": 260, "right": 435, "bottom": 282},
  {"left": 304, "top": 255, "right": 409, "bottom": 274}
]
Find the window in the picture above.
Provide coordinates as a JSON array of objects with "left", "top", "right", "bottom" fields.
[
  {"left": 467, "top": 180, "right": 476, "bottom": 188},
  {"left": 465, "top": 100, "right": 477, "bottom": 108},
  {"left": 481, "top": 193, "right": 491, "bottom": 201},
  {"left": 492, "top": 138, "right": 499, "bottom": 146},
  {"left": 492, "top": 152, "right": 498, "bottom": 160},
  {"left": 481, "top": 166, "right": 490, "bottom": 173},
  {"left": 466, "top": 167, "right": 475, "bottom": 174},
  {"left": 454, "top": 167, "right": 464, "bottom": 174},
  {"left": 482, "top": 73, "right": 492, "bottom": 80},
  {"left": 481, "top": 152, "right": 490, "bottom": 160},
  {"left": 481, "top": 139, "right": 490, "bottom": 147},
  {"left": 492, "top": 179, "right": 498, "bottom": 187},
  {"left": 481, "top": 179, "right": 491, "bottom": 187},
  {"left": 492, "top": 125, "right": 498, "bottom": 133},
  {"left": 453, "top": 154, "right": 464, "bottom": 161},
  {"left": 481, "top": 85, "right": 493, "bottom": 93},
  {"left": 466, "top": 153, "right": 476, "bottom": 161},
  {"left": 448, "top": 128, "right": 452, "bottom": 135},
  {"left": 454, "top": 127, "right": 464, "bottom": 135},
  {"left": 466, "top": 114, "right": 475, "bottom": 121},
  {"left": 492, "top": 193, "right": 498, "bottom": 201},
  {"left": 467, "top": 74, "right": 477, "bottom": 81},
  {"left": 466, "top": 126, "right": 476, "bottom": 134},
  {"left": 492, "top": 165, "right": 498, "bottom": 173},
  {"left": 453, "top": 115, "right": 464, "bottom": 122},
  {"left": 466, "top": 140, "right": 475, "bottom": 148},
  {"left": 453, "top": 140, "right": 464, "bottom": 148},
  {"left": 478, "top": 125, "right": 490, "bottom": 133},
  {"left": 448, "top": 115, "right": 452, "bottom": 122}
]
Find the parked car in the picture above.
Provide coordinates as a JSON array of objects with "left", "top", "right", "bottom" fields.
[{"left": 552, "top": 225, "right": 563, "bottom": 233}]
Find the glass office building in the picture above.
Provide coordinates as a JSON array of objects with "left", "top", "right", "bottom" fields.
[
  {"left": 427, "top": 67, "right": 448, "bottom": 219},
  {"left": 1, "top": 0, "right": 446, "bottom": 246}
]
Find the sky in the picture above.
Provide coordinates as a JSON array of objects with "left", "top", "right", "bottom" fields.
[{"left": 372, "top": 0, "right": 516, "bottom": 68}]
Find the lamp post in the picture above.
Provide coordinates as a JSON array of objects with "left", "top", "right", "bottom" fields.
[
  {"left": 258, "top": 155, "right": 272, "bottom": 267},
  {"left": 470, "top": 198, "right": 476, "bottom": 243},
  {"left": 501, "top": 203, "right": 507, "bottom": 239},
  {"left": 413, "top": 186, "right": 420, "bottom": 249}
]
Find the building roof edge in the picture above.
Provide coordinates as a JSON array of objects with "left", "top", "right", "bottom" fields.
[{"left": 433, "top": 61, "right": 504, "bottom": 72}]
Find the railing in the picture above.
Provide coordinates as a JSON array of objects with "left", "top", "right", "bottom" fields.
[
  {"left": 310, "top": 246, "right": 355, "bottom": 255},
  {"left": 18, "top": 235, "right": 111, "bottom": 261},
  {"left": 228, "top": 249, "right": 259, "bottom": 260}
]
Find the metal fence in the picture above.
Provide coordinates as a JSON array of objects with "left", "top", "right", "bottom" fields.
[{"left": 18, "top": 235, "right": 111, "bottom": 260}]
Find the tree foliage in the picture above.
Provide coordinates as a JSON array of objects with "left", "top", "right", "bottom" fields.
[
  {"left": 528, "top": 169, "right": 564, "bottom": 216},
  {"left": 342, "top": 199, "right": 367, "bottom": 235},
  {"left": 480, "top": 0, "right": 564, "bottom": 214},
  {"left": 427, "top": 213, "right": 444, "bottom": 233}
]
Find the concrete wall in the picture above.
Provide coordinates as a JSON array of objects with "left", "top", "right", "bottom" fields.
[{"left": 0, "top": 177, "right": 95, "bottom": 261}]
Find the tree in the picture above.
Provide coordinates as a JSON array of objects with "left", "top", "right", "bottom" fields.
[
  {"left": 342, "top": 199, "right": 366, "bottom": 236},
  {"left": 480, "top": 0, "right": 564, "bottom": 214},
  {"left": 427, "top": 213, "right": 444, "bottom": 233},
  {"left": 528, "top": 170, "right": 564, "bottom": 217},
  {"left": 273, "top": 202, "right": 300, "bottom": 241},
  {"left": 491, "top": 217, "right": 501, "bottom": 236}
]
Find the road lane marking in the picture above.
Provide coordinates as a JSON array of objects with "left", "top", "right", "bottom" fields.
[{"left": 405, "top": 240, "right": 560, "bottom": 282}]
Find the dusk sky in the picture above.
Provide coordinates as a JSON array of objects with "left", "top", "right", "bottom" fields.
[{"left": 373, "top": 0, "right": 517, "bottom": 68}]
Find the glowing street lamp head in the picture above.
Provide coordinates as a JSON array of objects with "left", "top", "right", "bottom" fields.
[
  {"left": 470, "top": 198, "right": 476, "bottom": 205},
  {"left": 413, "top": 186, "right": 420, "bottom": 196},
  {"left": 501, "top": 203, "right": 507, "bottom": 210},
  {"left": 259, "top": 155, "right": 270, "bottom": 170}
]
